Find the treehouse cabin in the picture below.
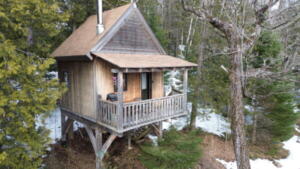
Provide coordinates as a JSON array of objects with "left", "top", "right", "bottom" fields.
[{"left": 52, "top": 2, "right": 196, "bottom": 168}]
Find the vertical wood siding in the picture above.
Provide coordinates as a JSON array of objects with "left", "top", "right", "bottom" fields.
[
  {"left": 95, "top": 59, "right": 115, "bottom": 101},
  {"left": 58, "top": 61, "right": 96, "bottom": 119},
  {"left": 95, "top": 59, "right": 142, "bottom": 102},
  {"left": 124, "top": 73, "right": 141, "bottom": 102},
  {"left": 152, "top": 72, "right": 164, "bottom": 98}
]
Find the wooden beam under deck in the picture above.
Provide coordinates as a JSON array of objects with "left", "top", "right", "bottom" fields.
[{"left": 60, "top": 108, "right": 123, "bottom": 137}]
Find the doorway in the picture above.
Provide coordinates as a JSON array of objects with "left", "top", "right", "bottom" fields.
[{"left": 141, "top": 72, "right": 152, "bottom": 100}]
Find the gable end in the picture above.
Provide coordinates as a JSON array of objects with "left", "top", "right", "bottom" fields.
[{"left": 92, "top": 5, "right": 166, "bottom": 54}]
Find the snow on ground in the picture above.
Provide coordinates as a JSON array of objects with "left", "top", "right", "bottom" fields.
[
  {"left": 162, "top": 108, "right": 231, "bottom": 137},
  {"left": 217, "top": 136, "right": 300, "bottom": 169},
  {"left": 43, "top": 108, "right": 83, "bottom": 143},
  {"left": 195, "top": 110, "right": 231, "bottom": 137},
  {"left": 44, "top": 108, "right": 61, "bottom": 143},
  {"left": 295, "top": 125, "right": 300, "bottom": 133},
  {"left": 148, "top": 134, "right": 158, "bottom": 146}
]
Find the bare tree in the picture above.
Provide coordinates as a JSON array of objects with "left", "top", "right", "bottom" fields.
[{"left": 180, "top": 0, "right": 285, "bottom": 169}]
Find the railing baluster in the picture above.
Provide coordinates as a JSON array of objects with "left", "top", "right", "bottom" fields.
[{"left": 98, "top": 94, "right": 186, "bottom": 132}]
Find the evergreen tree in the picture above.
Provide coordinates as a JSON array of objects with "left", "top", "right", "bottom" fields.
[
  {"left": 264, "top": 81, "right": 299, "bottom": 142},
  {"left": 139, "top": 128, "right": 202, "bottom": 169},
  {"left": 0, "top": 0, "right": 66, "bottom": 168},
  {"left": 246, "top": 31, "right": 299, "bottom": 144}
]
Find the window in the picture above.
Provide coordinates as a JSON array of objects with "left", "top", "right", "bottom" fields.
[
  {"left": 113, "top": 73, "right": 128, "bottom": 92},
  {"left": 62, "top": 71, "right": 70, "bottom": 87}
]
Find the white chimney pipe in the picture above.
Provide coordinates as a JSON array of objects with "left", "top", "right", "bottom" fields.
[{"left": 96, "top": 0, "right": 104, "bottom": 34}]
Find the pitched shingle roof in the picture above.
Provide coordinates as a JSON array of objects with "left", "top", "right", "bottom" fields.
[
  {"left": 51, "top": 4, "right": 132, "bottom": 58},
  {"left": 92, "top": 53, "right": 197, "bottom": 68}
]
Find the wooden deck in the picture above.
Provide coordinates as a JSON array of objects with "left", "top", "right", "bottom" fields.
[{"left": 97, "top": 94, "right": 187, "bottom": 133}]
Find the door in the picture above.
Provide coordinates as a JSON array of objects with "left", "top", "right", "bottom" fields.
[{"left": 141, "top": 72, "right": 152, "bottom": 100}]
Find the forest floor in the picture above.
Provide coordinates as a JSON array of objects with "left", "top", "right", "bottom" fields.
[
  {"left": 43, "top": 109, "right": 295, "bottom": 169},
  {"left": 44, "top": 130, "right": 230, "bottom": 169},
  {"left": 44, "top": 128, "right": 290, "bottom": 169}
]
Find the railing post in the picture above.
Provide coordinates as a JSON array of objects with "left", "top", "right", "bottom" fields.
[
  {"left": 97, "top": 95, "right": 101, "bottom": 121},
  {"left": 183, "top": 69, "right": 188, "bottom": 112},
  {"left": 117, "top": 71, "right": 124, "bottom": 131}
]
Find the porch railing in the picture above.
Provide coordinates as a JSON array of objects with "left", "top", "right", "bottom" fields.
[
  {"left": 97, "top": 94, "right": 187, "bottom": 132},
  {"left": 97, "top": 100, "right": 118, "bottom": 129}
]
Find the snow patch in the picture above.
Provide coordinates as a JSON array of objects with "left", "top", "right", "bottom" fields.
[
  {"left": 295, "top": 125, "right": 300, "bottom": 133},
  {"left": 217, "top": 136, "right": 300, "bottom": 169},
  {"left": 162, "top": 108, "right": 231, "bottom": 137},
  {"left": 148, "top": 134, "right": 158, "bottom": 146},
  {"left": 195, "top": 112, "right": 231, "bottom": 137},
  {"left": 245, "top": 105, "right": 254, "bottom": 112},
  {"left": 42, "top": 108, "right": 84, "bottom": 143},
  {"left": 162, "top": 116, "right": 188, "bottom": 131},
  {"left": 44, "top": 108, "right": 62, "bottom": 143}
]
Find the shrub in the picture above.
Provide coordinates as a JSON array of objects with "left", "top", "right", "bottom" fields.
[{"left": 139, "top": 127, "right": 202, "bottom": 169}]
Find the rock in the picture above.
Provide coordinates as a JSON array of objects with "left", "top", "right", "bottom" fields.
[{"left": 272, "top": 160, "right": 282, "bottom": 168}]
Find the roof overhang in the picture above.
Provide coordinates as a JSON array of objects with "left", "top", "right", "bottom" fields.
[
  {"left": 54, "top": 55, "right": 92, "bottom": 61},
  {"left": 92, "top": 52, "right": 197, "bottom": 72}
]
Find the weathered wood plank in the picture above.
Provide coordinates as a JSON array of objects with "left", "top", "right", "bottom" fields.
[
  {"left": 117, "top": 72, "right": 124, "bottom": 130},
  {"left": 97, "top": 93, "right": 186, "bottom": 133}
]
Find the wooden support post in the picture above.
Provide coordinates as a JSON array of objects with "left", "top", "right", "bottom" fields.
[
  {"left": 158, "top": 121, "right": 163, "bottom": 138},
  {"left": 84, "top": 125, "right": 117, "bottom": 169},
  {"left": 67, "top": 119, "right": 74, "bottom": 140},
  {"left": 128, "top": 134, "right": 132, "bottom": 150},
  {"left": 61, "top": 113, "right": 66, "bottom": 142},
  {"left": 62, "top": 118, "right": 74, "bottom": 141},
  {"left": 152, "top": 123, "right": 163, "bottom": 138},
  {"left": 95, "top": 128, "right": 103, "bottom": 169},
  {"left": 117, "top": 72, "right": 124, "bottom": 131},
  {"left": 84, "top": 125, "right": 97, "bottom": 151},
  {"left": 183, "top": 69, "right": 188, "bottom": 112}
]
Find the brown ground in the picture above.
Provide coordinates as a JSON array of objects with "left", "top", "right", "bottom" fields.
[
  {"left": 196, "top": 134, "right": 234, "bottom": 169},
  {"left": 44, "top": 130, "right": 95, "bottom": 169},
  {"left": 44, "top": 129, "right": 289, "bottom": 169}
]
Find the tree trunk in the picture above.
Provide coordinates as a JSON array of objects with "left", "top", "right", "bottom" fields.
[
  {"left": 251, "top": 113, "right": 257, "bottom": 144},
  {"left": 190, "top": 101, "right": 197, "bottom": 129},
  {"left": 229, "top": 40, "right": 251, "bottom": 169},
  {"left": 190, "top": 22, "right": 206, "bottom": 130}
]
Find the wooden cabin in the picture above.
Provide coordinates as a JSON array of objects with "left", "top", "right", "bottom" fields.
[{"left": 52, "top": 2, "right": 196, "bottom": 168}]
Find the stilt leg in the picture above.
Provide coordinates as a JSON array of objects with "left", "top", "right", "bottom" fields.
[
  {"left": 61, "top": 114, "right": 66, "bottom": 142},
  {"left": 158, "top": 121, "right": 163, "bottom": 138},
  {"left": 67, "top": 119, "right": 74, "bottom": 140},
  {"left": 128, "top": 134, "right": 132, "bottom": 150},
  {"left": 62, "top": 118, "right": 74, "bottom": 142},
  {"left": 96, "top": 128, "right": 103, "bottom": 169},
  {"left": 84, "top": 125, "right": 117, "bottom": 169},
  {"left": 152, "top": 122, "right": 163, "bottom": 138}
]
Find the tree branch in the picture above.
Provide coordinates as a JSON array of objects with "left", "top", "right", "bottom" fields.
[
  {"left": 255, "top": 0, "right": 280, "bottom": 25},
  {"left": 181, "top": 0, "right": 233, "bottom": 38}
]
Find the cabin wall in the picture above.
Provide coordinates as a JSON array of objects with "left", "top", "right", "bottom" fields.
[
  {"left": 58, "top": 61, "right": 96, "bottom": 119},
  {"left": 95, "top": 59, "right": 165, "bottom": 102},
  {"left": 95, "top": 59, "right": 142, "bottom": 102},
  {"left": 152, "top": 72, "right": 164, "bottom": 98},
  {"left": 95, "top": 59, "right": 115, "bottom": 101}
]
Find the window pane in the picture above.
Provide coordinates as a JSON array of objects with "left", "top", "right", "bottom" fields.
[{"left": 141, "top": 73, "right": 147, "bottom": 90}]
